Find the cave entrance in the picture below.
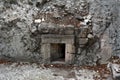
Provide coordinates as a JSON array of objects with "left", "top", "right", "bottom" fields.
[{"left": 50, "top": 43, "right": 65, "bottom": 62}]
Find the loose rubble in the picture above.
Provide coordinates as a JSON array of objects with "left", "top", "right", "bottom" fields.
[
  {"left": 0, "top": 62, "right": 109, "bottom": 80},
  {"left": 0, "top": 59, "right": 119, "bottom": 80}
]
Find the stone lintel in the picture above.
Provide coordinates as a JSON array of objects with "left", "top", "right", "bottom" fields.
[{"left": 41, "top": 34, "right": 74, "bottom": 44}]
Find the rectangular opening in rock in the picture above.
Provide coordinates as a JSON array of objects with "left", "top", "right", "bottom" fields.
[
  {"left": 41, "top": 35, "right": 75, "bottom": 64},
  {"left": 50, "top": 43, "right": 65, "bottom": 62}
]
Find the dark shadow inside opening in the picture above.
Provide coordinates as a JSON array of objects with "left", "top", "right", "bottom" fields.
[{"left": 50, "top": 43, "right": 65, "bottom": 62}]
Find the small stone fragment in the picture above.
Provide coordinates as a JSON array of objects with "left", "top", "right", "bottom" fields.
[
  {"left": 34, "top": 19, "right": 42, "bottom": 23},
  {"left": 87, "top": 34, "right": 94, "bottom": 38}
]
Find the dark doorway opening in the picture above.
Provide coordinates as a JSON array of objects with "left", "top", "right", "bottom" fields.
[{"left": 50, "top": 43, "right": 65, "bottom": 62}]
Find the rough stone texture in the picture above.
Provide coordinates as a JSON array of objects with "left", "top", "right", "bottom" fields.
[
  {"left": 107, "top": 62, "right": 120, "bottom": 80},
  {"left": 41, "top": 34, "right": 75, "bottom": 64},
  {"left": 0, "top": 0, "right": 120, "bottom": 65}
]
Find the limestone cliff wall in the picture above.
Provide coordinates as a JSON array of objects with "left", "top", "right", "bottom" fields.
[{"left": 0, "top": 0, "right": 120, "bottom": 65}]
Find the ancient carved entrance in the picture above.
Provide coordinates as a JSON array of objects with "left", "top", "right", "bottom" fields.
[{"left": 41, "top": 34, "right": 75, "bottom": 64}]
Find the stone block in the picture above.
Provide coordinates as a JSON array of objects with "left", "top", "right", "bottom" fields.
[
  {"left": 78, "top": 28, "right": 89, "bottom": 38},
  {"left": 78, "top": 33, "right": 87, "bottom": 38},
  {"left": 64, "top": 27, "right": 74, "bottom": 35},
  {"left": 34, "top": 19, "right": 41, "bottom": 23},
  {"left": 87, "top": 34, "right": 94, "bottom": 39},
  {"left": 78, "top": 48, "right": 82, "bottom": 53},
  {"left": 79, "top": 44, "right": 85, "bottom": 48},
  {"left": 79, "top": 38, "right": 88, "bottom": 45},
  {"left": 41, "top": 34, "right": 74, "bottom": 44}
]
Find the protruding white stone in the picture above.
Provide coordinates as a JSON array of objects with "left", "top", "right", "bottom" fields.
[
  {"left": 34, "top": 19, "right": 41, "bottom": 23},
  {"left": 80, "top": 22, "right": 87, "bottom": 25},
  {"left": 41, "top": 18, "right": 45, "bottom": 22},
  {"left": 87, "top": 15, "right": 92, "bottom": 20},
  {"left": 80, "top": 15, "right": 92, "bottom": 26},
  {"left": 87, "top": 34, "right": 94, "bottom": 38},
  {"left": 84, "top": 15, "right": 92, "bottom": 20},
  {"left": 84, "top": 19, "right": 89, "bottom": 23}
]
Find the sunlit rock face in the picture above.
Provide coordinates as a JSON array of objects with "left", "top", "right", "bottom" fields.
[{"left": 0, "top": 0, "right": 120, "bottom": 65}]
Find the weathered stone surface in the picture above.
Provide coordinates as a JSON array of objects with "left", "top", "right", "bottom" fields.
[
  {"left": 78, "top": 45, "right": 85, "bottom": 48},
  {"left": 0, "top": 0, "right": 120, "bottom": 66},
  {"left": 107, "top": 63, "right": 120, "bottom": 80},
  {"left": 87, "top": 34, "right": 94, "bottom": 39},
  {"left": 41, "top": 34, "right": 74, "bottom": 44},
  {"left": 64, "top": 27, "right": 74, "bottom": 35},
  {"left": 79, "top": 38, "right": 88, "bottom": 45},
  {"left": 78, "top": 28, "right": 89, "bottom": 38},
  {"left": 41, "top": 34, "right": 75, "bottom": 64}
]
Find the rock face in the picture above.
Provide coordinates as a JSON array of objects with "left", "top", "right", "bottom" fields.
[
  {"left": 0, "top": 0, "right": 120, "bottom": 65},
  {"left": 107, "top": 62, "right": 120, "bottom": 80}
]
